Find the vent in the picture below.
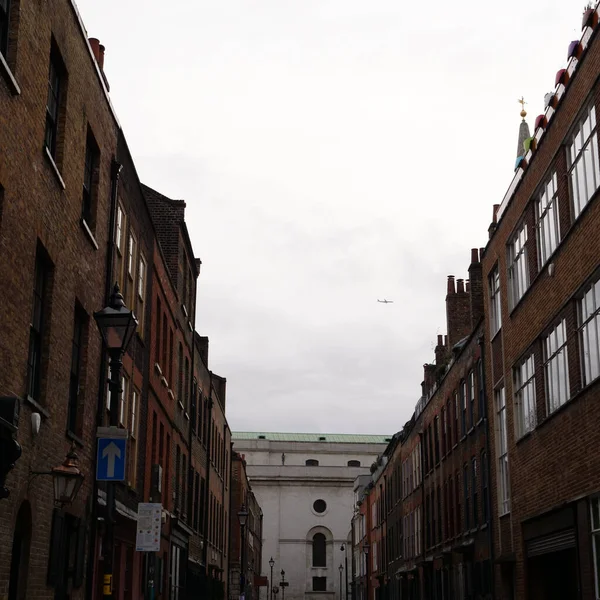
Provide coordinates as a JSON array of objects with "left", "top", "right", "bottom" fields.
[
  {"left": 319, "top": 436, "right": 326, "bottom": 441},
  {"left": 258, "top": 435, "right": 266, "bottom": 439},
  {"left": 385, "top": 438, "right": 392, "bottom": 442}
]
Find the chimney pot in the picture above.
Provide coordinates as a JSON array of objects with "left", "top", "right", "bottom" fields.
[
  {"left": 447, "top": 275, "right": 456, "bottom": 295},
  {"left": 437, "top": 334, "right": 443, "bottom": 346},
  {"left": 88, "top": 38, "right": 100, "bottom": 62},
  {"left": 493, "top": 204, "right": 500, "bottom": 223},
  {"left": 466, "top": 280, "right": 470, "bottom": 293},
  {"left": 457, "top": 279, "right": 465, "bottom": 294},
  {"left": 98, "top": 44, "right": 105, "bottom": 70},
  {"left": 471, "top": 248, "right": 479, "bottom": 264}
]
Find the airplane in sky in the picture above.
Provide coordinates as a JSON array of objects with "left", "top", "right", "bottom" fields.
[{"left": 377, "top": 299, "right": 394, "bottom": 304}]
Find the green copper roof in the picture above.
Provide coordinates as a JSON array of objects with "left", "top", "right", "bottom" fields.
[{"left": 232, "top": 432, "right": 391, "bottom": 444}]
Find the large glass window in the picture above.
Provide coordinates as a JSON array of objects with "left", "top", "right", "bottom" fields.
[
  {"left": 468, "top": 371, "right": 475, "bottom": 428},
  {"left": 514, "top": 355, "right": 536, "bottom": 437},
  {"left": 590, "top": 497, "right": 600, "bottom": 599},
  {"left": 489, "top": 267, "right": 502, "bottom": 335},
  {"left": 544, "top": 319, "right": 570, "bottom": 413},
  {"left": 536, "top": 172, "right": 560, "bottom": 266},
  {"left": 45, "top": 45, "right": 64, "bottom": 160},
  {"left": 580, "top": 276, "right": 600, "bottom": 386},
  {"left": 312, "top": 533, "right": 326, "bottom": 567},
  {"left": 82, "top": 132, "right": 98, "bottom": 224},
  {"left": 495, "top": 387, "right": 510, "bottom": 515},
  {"left": 568, "top": 103, "right": 600, "bottom": 219},
  {"left": 0, "top": 0, "right": 10, "bottom": 59},
  {"left": 507, "top": 223, "right": 529, "bottom": 309}
]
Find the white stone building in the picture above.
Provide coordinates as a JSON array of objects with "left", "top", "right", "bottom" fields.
[{"left": 231, "top": 433, "right": 390, "bottom": 600}]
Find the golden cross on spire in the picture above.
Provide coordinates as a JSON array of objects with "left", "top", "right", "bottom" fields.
[{"left": 518, "top": 96, "right": 527, "bottom": 119}]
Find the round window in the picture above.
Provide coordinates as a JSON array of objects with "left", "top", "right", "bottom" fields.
[{"left": 313, "top": 499, "right": 327, "bottom": 514}]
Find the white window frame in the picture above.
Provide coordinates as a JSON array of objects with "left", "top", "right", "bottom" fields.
[
  {"left": 590, "top": 496, "right": 600, "bottom": 599},
  {"left": 536, "top": 172, "right": 560, "bottom": 267},
  {"left": 490, "top": 267, "right": 502, "bottom": 336},
  {"left": 138, "top": 254, "right": 146, "bottom": 300},
  {"left": 115, "top": 204, "right": 125, "bottom": 254},
  {"left": 579, "top": 276, "right": 600, "bottom": 386},
  {"left": 507, "top": 222, "right": 529, "bottom": 309},
  {"left": 127, "top": 232, "right": 137, "bottom": 279},
  {"left": 514, "top": 354, "right": 536, "bottom": 437},
  {"left": 568, "top": 102, "right": 600, "bottom": 219},
  {"left": 544, "top": 319, "right": 570, "bottom": 414},
  {"left": 495, "top": 387, "right": 510, "bottom": 515},
  {"left": 119, "top": 375, "right": 129, "bottom": 428}
]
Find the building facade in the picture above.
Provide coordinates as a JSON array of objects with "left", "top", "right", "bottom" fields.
[
  {"left": 482, "top": 4, "right": 600, "bottom": 599},
  {"left": 232, "top": 433, "right": 389, "bottom": 600}
]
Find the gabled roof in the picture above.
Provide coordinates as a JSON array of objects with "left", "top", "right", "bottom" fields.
[{"left": 232, "top": 432, "right": 391, "bottom": 444}]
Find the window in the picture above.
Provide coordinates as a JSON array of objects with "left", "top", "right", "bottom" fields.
[
  {"left": 312, "top": 533, "right": 326, "bottom": 567},
  {"left": 514, "top": 354, "right": 536, "bottom": 437},
  {"left": 155, "top": 298, "right": 161, "bottom": 365},
  {"left": 45, "top": 43, "right": 65, "bottom": 161},
  {"left": 544, "top": 319, "right": 570, "bottom": 413},
  {"left": 82, "top": 131, "right": 99, "bottom": 225},
  {"left": 460, "top": 381, "right": 467, "bottom": 437},
  {"left": 463, "top": 463, "right": 470, "bottom": 531},
  {"left": 184, "top": 357, "right": 190, "bottom": 410},
  {"left": 472, "top": 457, "right": 478, "bottom": 527},
  {"left": 489, "top": 267, "right": 502, "bottom": 336},
  {"left": 478, "top": 360, "right": 485, "bottom": 420},
  {"left": 568, "top": 102, "right": 600, "bottom": 219},
  {"left": 434, "top": 416, "right": 440, "bottom": 464},
  {"left": 175, "top": 446, "right": 181, "bottom": 512},
  {"left": 481, "top": 450, "right": 489, "bottom": 523},
  {"left": 127, "top": 233, "right": 136, "bottom": 281},
  {"left": 536, "top": 172, "right": 560, "bottom": 266},
  {"left": 469, "top": 371, "right": 475, "bottom": 428},
  {"left": 496, "top": 387, "right": 510, "bottom": 515},
  {"left": 313, "top": 577, "right": 326, "bottom": 592},
  {"left": 590, "top": 496, "right": 600, "bottom": 599},
  {"left": 115, "top": 205, "right": 125, "bottom": 254},
  {"left": 191, "top": 380, "right": 197, "bottom": 434},
  {"left": 128, "top": 388, "right": 139, "bottom": 487},
  {"left": 137, "top": 254, "right": 146, "bottom": 337},
  {"left": 27, "top": 249, "right": 51, "bottom": 402},
  {"left": 119, "top": 375, "right": 129, "bottom": 428},
  {"left": 347, "top": 460, "right": 361, "bottom": 467},
  {"left": 507, "top": 222, "right": 529, "bottom": 309},
  {"left": 67, "top": 306, "right": 87, "bottom": 434},
  {"left": 441, "top": 406, "right": 447, "bottom": 456},
  {"left": 453, "top": 392, "right": 459, "bottom": 445},
  {"left": 446, "top": 400, "right": 452, "bottom": 450},
  {"left": 580, "top": 276, "right": 600, "bottom": 386},
  {"left": 177, "top": 343, "right": 183, "bottom": 404},
  {"left": 0, "top": 0, "right": 10, "bottom": 59},
  {"left": 306, "top": 459, "right": 319, "bottom": 466}
]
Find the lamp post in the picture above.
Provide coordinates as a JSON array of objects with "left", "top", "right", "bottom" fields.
[
  {"left": 30, "top": 444, "right": 84, "bottom": 505},
  {"left": 339, "top": 564, "right": 344, "bottom": 600},
  {"left": 269, "top": 557, "right": 275, "bottom": 600},
  {"left": 94, "top": 283, "right": 138, "bottom": 599},
  {"left": 238, "top": 504, "right": 249, "bottom": 600},
  {"left": 280, "top": 569, "right": 286, "bottom": 600},
  {"left": 362, "top": 543, "right": 370, "bottom": 600},
  {"left": 341, "top": 544, "right": 349, "bottom": 600}
]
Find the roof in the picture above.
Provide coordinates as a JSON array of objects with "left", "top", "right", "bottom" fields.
[{"left": 232, "top": 432, "right": 391, "bottom": 444}]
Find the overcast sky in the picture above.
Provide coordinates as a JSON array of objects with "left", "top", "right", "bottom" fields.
[{"left": 76, "top": 0, "right": 585, "bottom": 435}]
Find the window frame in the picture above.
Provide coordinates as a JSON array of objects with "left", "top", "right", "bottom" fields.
[
  {"left": 590, "top": 496, "right": 600, "bottom": 599},
  {"left": 507, "top": 222, "right": 529, "bottom": 310},
  {"left": 567, "top": 101, "right": 600, "bottom": 219},
  {"left": 495, "top": 387, "right": 510, "bottom": 515},
  {"left": 543, "top": 319, "right": 570, "bottom": 414},
  {"left": 0, "top": 0, "right": 10, "bottom": 61},
  {"left": 535, "top": 171, "right": 561, "bottom": 267},
  {"left": 514, "top": 353, "right": 537, "bottom": 437},
  {"left": 468, "top": 371, "right": 475, "bottom": 429},
  {"left": 579, "top": 275, "right": 600, "bottom": 387},
  {"left": 45, "top": 43, "right": 64, "bottom": 160},
  {"left": 312, "top": 533, "right": 327, "bottom": 568},
  {"left": 489, "top": 267, "right": 502, "bottom": 336},
  {"left": 82, "top": 130, "right": 99, "bottom": 226},
  {"left": 67, "top": 305, "right": 87, "bottom": 435}
]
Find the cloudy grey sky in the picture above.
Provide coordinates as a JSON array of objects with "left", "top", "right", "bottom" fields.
[{"left": 76, "top": 0, "right": 584, "bottom": 435}]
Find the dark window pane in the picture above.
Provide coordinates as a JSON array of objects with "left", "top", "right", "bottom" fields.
[
  {"left": 312, "top": 533, "right": 326, "bottom": 567},
  {"left": 313, "top": 577, "right": 326, "bottom": 592}
]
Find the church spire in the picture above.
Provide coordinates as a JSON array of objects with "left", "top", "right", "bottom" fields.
[{"left": 515, "top": 97, "right": 531, "bottom": 170}]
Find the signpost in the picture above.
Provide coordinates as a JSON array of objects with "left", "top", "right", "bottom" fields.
[{"left": 96, "top": 427, "right": 127, "bottom": 482}]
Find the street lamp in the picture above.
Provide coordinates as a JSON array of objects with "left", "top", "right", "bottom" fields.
[
  {"left": 238, "top": 504, "right": 249, "bottom": 599},
  {"left": 280, "top": 570, "right": 286, "bottom": 600},
  {"left": 339, "top": 564, "right": 344, "bottom": 600},
  {"left": 94, "top": 283, "right": 138, "bottom": 599},
  {"left": 362, "top": 544, "right": 370, "bottom": 600},
  {"left": 269, "top": 557, "right": 275, "bottom": 600}
]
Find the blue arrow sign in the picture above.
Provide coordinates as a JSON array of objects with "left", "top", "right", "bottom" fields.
[{"left": 97, "top": 436, "right": 127, "bottom": 481}]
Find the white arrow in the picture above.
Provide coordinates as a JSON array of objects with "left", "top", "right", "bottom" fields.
[{"left": 102, "top": 441, "right": 122, "bottom": 478}]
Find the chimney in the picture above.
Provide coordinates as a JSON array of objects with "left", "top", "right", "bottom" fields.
[
  {"left": 422, "top": 363, "right": 437, "bottom": 397},
  {"left": 88, "top": 38, "right": 100, "bottom": 62},
  {"left": 446, "top": 273, "right": 471, "bottom": 348},
  {"left": 488, "top": 204, "right": 500, "bottom": 239},
  {"left": 469, "top": 248, "right": 484, "bottom": 328},
  {"left": 435, "top": 335, "right": 448, "bottom": 367},
  {"left": 98, "top": 44, "right": 105, "bottom": 70}
]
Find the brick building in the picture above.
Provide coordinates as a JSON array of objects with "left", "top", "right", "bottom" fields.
[
  {"left": 0, "top": 1, "right": 118, "bottom": 599},
  {"left": 229, "top": 451, "right": 263, "bottom": 600},
  {"left": 352, "top": 251, "right": 493, "bottom": 600},
  {"left": 482, "top": 4, "right": 600, "bottom": 599}
]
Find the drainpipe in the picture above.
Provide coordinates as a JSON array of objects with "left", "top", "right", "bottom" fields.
[
  {"left": 86, "top": 157, "right": 122, "bottom": 600},
  {"left": 479, "top": 335, "right": 496, "bottom": 596},
  {"left": 202, "top": 374, "right": 214, "bottom": 583}
]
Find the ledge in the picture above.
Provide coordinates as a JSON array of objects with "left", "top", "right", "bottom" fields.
[
  {"left": 80, "top": 218, "right": 99, "bottom": 249},
  {"left": 0, "top": 52, "right": 20, "bottom": 95},
  {"left": 168, "top": 388, "right": 175, "bottom": 400},
  {"left": 154, "top": 362, "right": 163, "bottom": 376},
  {"left": 25, "top": 395, "right": 50, "bottom": 419},
  {"left": 44, "top": 146, "right": 66, "bottom": 189}
]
